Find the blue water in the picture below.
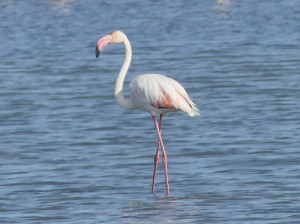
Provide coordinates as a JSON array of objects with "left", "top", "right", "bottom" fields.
[{"left": 1, "top": 0, "right": 300, "bottom": 223}]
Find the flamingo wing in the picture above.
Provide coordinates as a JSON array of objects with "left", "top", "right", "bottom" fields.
[{"left": 129, "top": 74, "right": 199, "bottom": 117}]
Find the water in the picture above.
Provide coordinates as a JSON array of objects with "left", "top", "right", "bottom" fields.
[{"left": 1, "top": 0, "right": 300, "bottom": 223}]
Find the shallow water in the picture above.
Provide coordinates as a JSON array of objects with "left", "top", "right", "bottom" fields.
[{"left": 1, "top": 0, "right": 300, "bottom": 223}]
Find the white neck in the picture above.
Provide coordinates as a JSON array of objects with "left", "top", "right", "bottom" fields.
[{"left": 114, "top": 37, "right": 136, "bottom": 110}]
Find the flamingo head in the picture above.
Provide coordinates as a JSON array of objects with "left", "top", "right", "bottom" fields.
[{"left": 96, "top": 30, "right": 126, "bottom": 57}]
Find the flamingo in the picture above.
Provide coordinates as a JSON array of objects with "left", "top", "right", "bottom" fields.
[{"left": 96, "top": 31, "right": 199, "bottom": 196}]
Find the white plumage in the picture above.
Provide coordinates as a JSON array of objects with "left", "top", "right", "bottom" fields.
[{"left": 129, "top": 74, "right": 199, "bottom": 116}]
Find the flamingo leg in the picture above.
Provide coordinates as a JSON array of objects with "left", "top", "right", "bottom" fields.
[
  {"left": 152, "top": 115, "right": 170, "bottom": 196},
  {"left": 152, "top": 114, "right": 163, "bottom": 193}
]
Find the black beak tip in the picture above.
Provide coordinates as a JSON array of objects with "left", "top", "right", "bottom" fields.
[{"left": 95, "top": 47, "right": 100, "bottom": 58}]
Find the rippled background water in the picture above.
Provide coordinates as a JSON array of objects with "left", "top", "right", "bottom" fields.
[{"left": 1, "top": 0, "right": 300, "bottom": 223}]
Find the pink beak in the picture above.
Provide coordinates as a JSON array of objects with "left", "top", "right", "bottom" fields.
[{"left": 96, "top": 34, "right": 113, "bottom": 57}]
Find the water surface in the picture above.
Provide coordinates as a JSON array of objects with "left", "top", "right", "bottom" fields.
[{"left": 1, "top": 0, "right": 300, "bottom": 223}]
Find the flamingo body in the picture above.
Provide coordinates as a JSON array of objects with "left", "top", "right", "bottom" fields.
[
  {"left": 96, "top": 30, "right": 199, "bottom": 196},
  {"left": 129, "top": 74, "right": 199, "bottom": 116}
]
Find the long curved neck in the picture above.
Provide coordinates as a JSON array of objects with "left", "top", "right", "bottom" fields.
[{"left": 114, "top": 37, "right": 136, "bottom": 110}]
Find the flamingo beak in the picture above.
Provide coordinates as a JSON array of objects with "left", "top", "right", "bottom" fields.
[
  {"left": 95, "top": 34, "right": 113, "bottom": 58},
  {"left": 95, "top": 46, "right": 101, "bottom": 58}
]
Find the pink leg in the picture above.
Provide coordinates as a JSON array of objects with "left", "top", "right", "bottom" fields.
[
  {"left": 152, "top": 114, "right": 162, "bottom": 193},
  {"left": 152, "top": 115, "right": 170, "bottom": 196}
]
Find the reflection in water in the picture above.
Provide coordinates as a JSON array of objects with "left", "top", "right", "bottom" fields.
[
  {"left": 48, "top": 0, "right": 77, "bottom": 12},
  {"left": 213, "top": 0, "right": 231, "bottom": 12},
  {"left": 51, "top": 0, "right": 76, "bottom": 7},
  {"left": 0, "top": 0, "right": 76, "bottom": 8},
  {"left": 0, "top": 0, "right": 14, "bottom": 5}
]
